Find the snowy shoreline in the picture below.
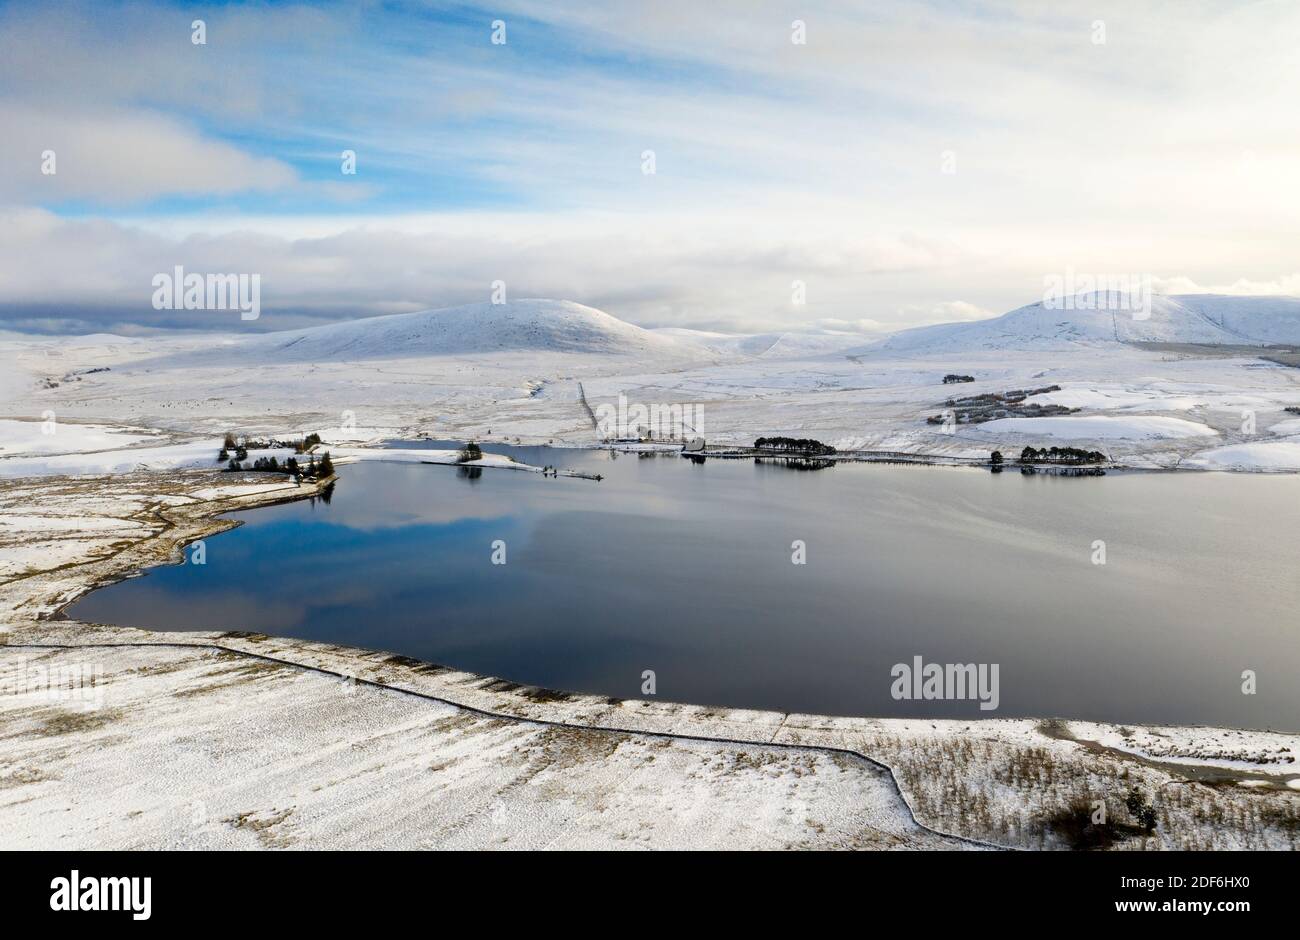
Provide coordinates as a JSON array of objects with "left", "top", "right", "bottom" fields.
[
  {"left": 537, "top": 438, "right": 1300, "bottom": 475},
  {"left": 7, "top": 429, "right": 1300, "bottom": 481}
]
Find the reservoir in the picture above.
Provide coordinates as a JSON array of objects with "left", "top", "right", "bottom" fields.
[{"left": 68, "top": 442, "right": 1300, "bottom": 729}]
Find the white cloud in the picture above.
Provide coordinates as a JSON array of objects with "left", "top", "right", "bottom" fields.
[
  {"left": 5, "top": 1, "right": 1300, "bottom": 331},
  {"left": 0, "top": 103, "right": 297, "bottom": 203},
  {"left": 0, "top": 207, "right": 970, "bottom": 332},
  {"left": 4, "top": 206, "right": 1299, "bottom": 336},
  {"left": 0, "top": 1, "right": 332, "bottom": 204}
]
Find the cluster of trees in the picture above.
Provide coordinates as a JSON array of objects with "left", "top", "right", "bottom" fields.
[
  {"left": 218, "top": 430, "right": 329, "bottom": 465},
  {"left": 753, "top": 436, "right": 837, "bottom": 456},
  {"left": 1019, "top": 446, "right": 1106, "bottom": 465},
  {"left": 458, "top": 441, "right": 483, "bottom": 463},
  {"left": 225, "top": 451, "right": 334, "bottom": 479},
  {"left": 942, "top": 374, "right": 975, "bottom": 384}
]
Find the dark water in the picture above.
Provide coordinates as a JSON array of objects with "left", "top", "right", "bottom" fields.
[{"left": 69, "top": 442, "right": 1300, "bottom": 729}]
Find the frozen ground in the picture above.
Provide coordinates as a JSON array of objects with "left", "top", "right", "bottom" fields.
[
  {"left": 1183, "top": 441, "right": 1300, "bottom": 472},
  {"left": 0, "top": 643, "right": 966, "bottom": 850},
  {"left": 971, "top": 415, "right": 1219, "bottom": 440},
  {"left": 0, "top": 418, "right": 162, "bottom": 457}
]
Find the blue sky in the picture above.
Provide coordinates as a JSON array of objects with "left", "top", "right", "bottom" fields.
[{"left": 2, "top": 0, "right": 1299, "bottom": 333}]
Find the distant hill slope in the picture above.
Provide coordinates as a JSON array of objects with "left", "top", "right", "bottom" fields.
[
  {"left": 654, "top": 327, "right": 867, "bottom": 359},
  {"left": 873, "top": 294, "right": 1300, "bottom": 353},
  {"left": 226, "top": 299, "right": 702, "bottom": 362}
]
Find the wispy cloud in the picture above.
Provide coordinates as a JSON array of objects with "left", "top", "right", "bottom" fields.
[{"left": 3, "top": 0, "right": 1299, "bottom": 333}]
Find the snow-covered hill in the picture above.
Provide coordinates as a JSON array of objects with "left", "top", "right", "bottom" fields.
[
  {"left": 142, "top": 293, "right": 1300, "bottom": 367},
  {"left": 9, "top": 291, "right": 1300, "bottom": 471},
  {"left": 874, "top": 294, "right": 1300, "bottom": 353},
  {"left": 229, "top": 299, "right": 703, "bottom": 362}
]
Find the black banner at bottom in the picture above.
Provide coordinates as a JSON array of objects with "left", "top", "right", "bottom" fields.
[{"left": 0, "top": 850, "right": 1285, "bottom": 925}]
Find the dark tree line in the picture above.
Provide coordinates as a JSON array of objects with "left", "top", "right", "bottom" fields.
[
  {"left": 224, "top": 451, "right": 334, "bottom": 479},
  {"left": 1019, "top": 446, "right": 1107, "bottom": 464},
  {"left": 753, "top": 436, "right": 837, "bottom": 456},
  {"left": 942, "top": 374, "right": 975, "bottom": 384}
]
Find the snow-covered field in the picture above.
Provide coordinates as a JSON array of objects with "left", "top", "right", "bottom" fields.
[
  {"left": 972, "top": 414, "right": 1221, "bottom": 440},
  {"left": 1184, "top": 442, "right": 1300, "bottom": 471},
  {"left": 3, "top": 614, "right": 1295, "bottom": 850},
  {"left": 1, "top": 641, "right": 966, "bottom": 850},
  {"left": 0, "top": 418, "right": 163, "bottom": 457}
]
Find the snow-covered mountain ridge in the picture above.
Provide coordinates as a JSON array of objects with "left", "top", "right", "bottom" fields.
[
  {"left": 230, "top": 299, "right": 702, "bottom": 362},
  {"left": 874, "top": 294, "right": 1300, "bottom": 353}
]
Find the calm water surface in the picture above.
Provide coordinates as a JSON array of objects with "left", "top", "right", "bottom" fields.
[{"left": 69, "top": 442, "right": 1300, "bottom": 729}]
